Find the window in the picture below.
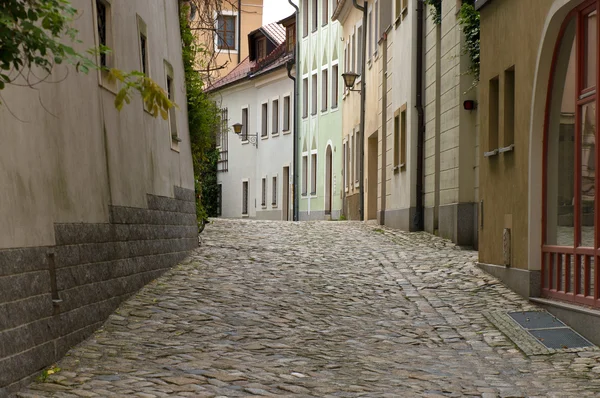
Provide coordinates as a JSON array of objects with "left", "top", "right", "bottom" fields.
[
  {"left": 394, "top": 106, "right": 407, "bottom": 170},
  {"left": 332, "top": 64, "right": 339, "bottom": 108},
  {"left": 321, "top": 69, "right": 328, "bottom": 111},
  {"left": 242, "top": 107, "right": 249, "bottom": 141},
  {"left": 504, "top": 67, "right": 515, "bottom": 147},
  {"left": 257, "top": 38, "right": 267, "bottom": 59},
  {"left": 394, "top": 113, "right": 400, "bottom": 169},
  {"left": 96, "top": 0, "right": 109, "bottom": 68},
  {"left": 311, "top": 74, "right": 318, "bottom": 115},
  {"left": 261, "top": 102, "right": 268, "bottom": 137},
  {"left": 165, "top": 62, "right": 178, "bottom": 147},
  {"left": 217, "top": 108, "right": 229, "bottom": 172},
  {"left": 488, "top": 76, "right": 499, "bottom": 151},
  {"left": 283, "top": 96, "right": 291, "bottom": 131},
  {"left": 272, "top": 99, "right": 279, "bottom": 134},
  {"left": 272, "top": 176, "right": 278, "bottom": 206},
  {"left": 344, "top": 44, "right": 348, "bottom": 74},
  {"left": 312, "top": 0, "right": 318, "bottom": 32},
  {"left": 137, "top": 16, "right": 148, "bottom": 75},
  {"left": 302, "top": 155, "right": 308, "bottom": 195},
  {"left": 287, "top": 24, "right": 296, "bottom": 53},
  {"left": 368, "top": 9, "right": 373, "bottom": 60},
  {"left": 311, "top": 153, "right": 317, "bottom": 194},
  {"left": 262, "top": 177, "right": 267, "bottom": 207},
  {"left": 322, "top": 0, "right": 328, "bottom": 26},
  {"left": 357, "top": 25, "right": 363, "bottom": 75},
  {"left": 395, "top": 0, "right": 401, "bottom": 22},
  {"left": 400, "top": 107, "right": 407, "bottom": 168},
  {"left": 217, "top": 14, "right": 236, "bottom": 50},
  {"left": 401, "top": 0, "right": 408, "bottom": 17},
  {"left": 217, "top": 184, "right": 222, "bottom": 216},
  {"left": 374, "top": 0, "right": 379, "bottom": 55},
  {"left": 303, "top": 1, "right": 309, "bottom": 37},
  {"left": 242, "top": 181, "right": 249, "bottom": 215},
  {"left": 303, "top": 78, "right": 309, "bottom": 118},
  {"left": 349, "top": 133, "right": 354, "bottom": 186},
  {"left": 351, "top": 33, "right": 356, "bottom": 72}
]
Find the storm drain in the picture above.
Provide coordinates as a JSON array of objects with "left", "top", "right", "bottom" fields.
[{"left": 484, "top": 310, "right": 597, "bottom": 355}]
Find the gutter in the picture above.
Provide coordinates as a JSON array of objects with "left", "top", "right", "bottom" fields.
[
  {"left": 287, "top": 0, "right": 300, "bottom": 221},
  {"left": 352, "top": 0, "right": 367, "bottom": 221},
  {"left": 415, "top": 0, "right": 425, "bottom": 230}
]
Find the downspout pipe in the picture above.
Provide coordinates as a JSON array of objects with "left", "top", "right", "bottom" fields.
[
  {"left": 237, "top": 0, "right": 241, "bottom": 64},
  {"left": 352, "top": 0, "right": 367, "bottom": 221},
  {"left": 415, "top": 0, "right": 425, "bottom": 230},
  {"left": 287, "top": 0, "right": 300, "bottom": 221}
]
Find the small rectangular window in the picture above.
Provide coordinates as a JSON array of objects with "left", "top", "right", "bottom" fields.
[
  {"left": 302, "top": 155, "right": 308, "bottom": 195},
  {"left": 355, "top": 131, "right": 360, "bottom": 184},
  {"left": 401, "top": 0, "right": 408, "bottom": 16},
  {"left": 349, "top": 134, "right": 354, "bottom": 186},
  {"left": 303, "top": 1, "right": 309, "bottom": 37},
  {"left": 374, "top": 0, "right": 379, "bottom": 55},
  {"left": 322, "top": 0, "right": 328, "bottom": 26},
  {"left": 312, "top": 0, "right": 318, "bottom": 32},
  {"left": 217, "top": 14, "right": 236, "bottom": 50},
  {"left": 242, "top": 107, "right": 249, "bottom": 141},
  {"left": 303, "top": 78, "right": 309, "bottom": 118},
  {"left": 343, "top": 141, "right": 348, "bottom": 190},
  {"left": 242, "top": 181, "right": 249, "bottom": 215},
  {"left": 351, "top": 33, "right": 356, "bottom": 72},
  {"left": 140, "top": 33, "right": 148, "bottom": 75},
  {"left": 311, "top": 74, "right": 318, "bottom": 115},
  {"left": 311, "top": 153, "right": 317, "bottom": 195},
  {"left": 96, "top": 0, "right": 108, "bottom": 67},
  {"left": 503, "top": 67, "right": 515, "bottom": 147},
  {"left": 287, "top": 24, "right": 296, "bottom": 53},
  {"left": 368, "top": 9, "right": 373, "bottom": 60},
  {"left": 257, "top": 38, "right": 266, "bottom": 59},
  {"left": 394, "top": 113, "right": 400, "bottom": 168},
  {"left": 395, "top": 0, "right": 401, "bottom": 21},
  {"left": 332, "top": 64, "right": 339, "bottom": 108},
  {"left": 400, "top": 108, "right": 407, "bottom": 167},
  {"left": 165, "top": 62, "right": 178, "bottom": 147},
  {"left": 261, "top": 103, "right": 268, "bottom": 137},
  {"left": 357, "top": 25, "right": 363, "bottom": 75},
  {"left": 272, "top": 176, "right": 278, "bottom": 206},
  {"left": 321, "top": 69, "right": 328, "bottom": 111},
  {"left": 283, "top": 96, "right": 291, "bottom": 131},
  {"left": 489, "top": 76, "right": 500, "bottom": 151},
  {"left": 272, "top": 99, "right": 279, "bottom": 134},
  {"left": 261, "top": 177, "right": 267, "bottom": 207}
]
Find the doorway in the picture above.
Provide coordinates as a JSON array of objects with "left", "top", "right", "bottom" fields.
[
  {"left": 325, "top": 146, "right": 332, "bottom": 215},
  {"left": 282, "top": 166, "right": 290, "bottom": 221},
  {"left": 367, "top": 133, "right": 378, "bottom": 220}
]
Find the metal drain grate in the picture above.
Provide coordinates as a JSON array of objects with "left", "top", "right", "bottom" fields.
[{"left": 508, "top": 311, "right": 594, "bottom": 350}]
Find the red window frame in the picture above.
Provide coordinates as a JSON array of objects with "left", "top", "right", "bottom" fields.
[{"left": 542, "top": 0, "right": 600, "bottom": 306}]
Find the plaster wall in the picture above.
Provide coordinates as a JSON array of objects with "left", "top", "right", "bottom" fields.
[{"left": 214, "top": 70, "right": 294, "bottom": 219}]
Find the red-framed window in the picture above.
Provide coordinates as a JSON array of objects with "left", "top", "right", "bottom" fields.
[{"left": 542, "top": 0, "right": 599, "bottom": 306}]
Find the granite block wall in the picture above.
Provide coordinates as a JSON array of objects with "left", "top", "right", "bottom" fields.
[{"left": 0, "top": 187, "right": 197, "bottom": 394}]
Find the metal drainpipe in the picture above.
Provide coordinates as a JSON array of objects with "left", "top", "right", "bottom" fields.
[
  {"left": 352, "top": 0, "right": 367, "bottom": 221},
  {"left": 415, "top": 0, "right": 425, "bottom": 230},
  {"left": 287, "top": 0, "right": 300, "bottom": 221},
  {"left": 237, "top": 0, "right": 242, "bottom": 64}
]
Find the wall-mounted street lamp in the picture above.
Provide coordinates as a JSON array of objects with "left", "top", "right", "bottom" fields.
[
  {"left": 232, "top": 123, "right": 258, "bottom": 148},
  {"left": 342, "top": 72, "right": 361, "bottom": 92}
]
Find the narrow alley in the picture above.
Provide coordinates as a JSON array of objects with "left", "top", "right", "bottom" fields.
[{"left": 17, "top": 220, "right": 600, "bottom": 397}]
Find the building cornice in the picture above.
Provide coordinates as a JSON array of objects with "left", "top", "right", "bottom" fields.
[{"left": 475, "top": 0, "right": 495, "bottom": 11}]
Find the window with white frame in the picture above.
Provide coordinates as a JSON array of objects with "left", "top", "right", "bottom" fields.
[
  {"left": 216, "top": 13, "right": 237, "bottom": 50},
  {"left": 355, "top": 130, "right": 360, "bottom": 185},
  {"left": 311, "top": 73, "right": 317, "bottom": 115},
  {"left": 312, "top": 0, "right": 318, "bottom": 32},
  {"left": 165, "top": 61, "right": 179, "bottom": 146},
  {"left": 303, "top": 0, "right": 309, "bottom": 37},
  {"left": 272, "top": 176, "right": 277, "bottom": 206},
  {"left": 95, "top": 0, "right": 112, "bottom": 68},
  {"left": 261, "top": 102, "right": 268, "bottom": 137},
  {"left": 321, "top": 68, "right": 328, "bottom": 112},
  {"left": 368, "top": 7, "right": 373, "bottom": 60},
  {"left": 322, "top": 0, "right": 328, "bottom": 26},
  {"left": 311, "top": 152, "right": 317, "bottom": 195},
  {"left": 351, "top": 33, "right": 356, "bottom": 72},
  {"left": 374, "top": 0, "right": 379, "bottom": 56},
  {"left": 283, "top": 96, "right": 291, "bottom": 131},
  {"left": 332, "top": 64, "right": 339, "bottom": 108},
  {"left": 137, "top": 16, "right": 148, "bottom": 76},
  {"left": 302, "top": 154, "right": 308, "bottom": 195},
  {"left": 343, "top": 141, "right": 348, "bottom": 190},
  {"left": 303, "top": 77, "right": 308, "bottom": 118},
  {"left": 261, "top": 177, "right": 267, "bottom": 207},
  {"left": 357, "top": 24, "right": 363, "bottom": 75},
  {"left": 272, "top": 99, "right": 279, "bottom": 134},
  {"left": 241, "top": 107, "right": 249, "bottom": 141}
]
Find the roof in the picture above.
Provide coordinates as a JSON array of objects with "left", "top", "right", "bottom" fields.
[
  {"left": 475, "top": 0, "right": 494, "bottom": 11},
  {"left": 206, "top": 44, "right": 294, "bottom": 92},
  {"left": 248, "top": 22, "right": 286, "bottom": 46},
  {"left": 278, "top": 13, "right": 296, "bottom": 27}
]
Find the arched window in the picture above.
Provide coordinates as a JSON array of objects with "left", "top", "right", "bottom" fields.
[{"left": 543, "top": 1, "right": 598, "bottom": 305}]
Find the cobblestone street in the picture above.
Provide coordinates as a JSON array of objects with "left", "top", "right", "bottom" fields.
[{"left": 16, "top": 219, "right": 600, "bottom": 397}]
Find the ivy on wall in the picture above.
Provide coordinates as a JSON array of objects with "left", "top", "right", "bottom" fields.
[
  {"left": 458, "top": 1, "right": 480, "bottom": 83},
  {"left": 424, "top": 0, "right": 442, "bottom": 25}
]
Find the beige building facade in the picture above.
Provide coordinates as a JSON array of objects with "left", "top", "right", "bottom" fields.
[
  {"left": 190, "top": 0, "right": 264, "bottom": 81},
  {"left": 0, "top": 0, "right": 196, "bottom": 391}
]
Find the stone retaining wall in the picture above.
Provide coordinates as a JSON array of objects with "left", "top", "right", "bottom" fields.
[{"left": 0, "top": 187, "right": 197, "bottom": 393}]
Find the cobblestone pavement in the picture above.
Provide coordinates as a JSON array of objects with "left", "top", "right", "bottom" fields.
[{"left": 17, "top": 219, "right": 600, "bottom": 397}]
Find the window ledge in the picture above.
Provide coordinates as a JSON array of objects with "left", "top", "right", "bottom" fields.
[
  {"left": 499, "top": 144, "right": 515, "bottom": 154},
  {"left": 242, "top": 214, "right": 249, "bottom": 218},
  {"left": 282, "top": 130, "right": 292, "bottom": 135},
  {"left": 218, "top": 48, "right": 239, "bottom": 54},
  {"left": 261, "top": 134, "right": 269, "bottom": 140},
  {"left": 302, "top": 193, "right": 308, "bottom": 197},
  {"left": 272, "top": 203, "right": 278, "bottom": 208},
  {"left": 261, "top": 205, "right": 267, "bottom": 209},
  {"left": 484, "top": 149, "right": 499, "bottom": 157},
  {"left": 170, "top": 147, "right": 180, "bottom": 153},
  {"left": 272, "top": 132, "right": 280, "bottom": 137},
  {"left": 394, "top": 16, "right": 401, "bottom": 28}
]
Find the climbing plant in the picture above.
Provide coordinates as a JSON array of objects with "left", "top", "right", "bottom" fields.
[
  {"left": 424, "top": 0, "right": 442, "bottom": 25},
  {"left": 458, "top": 0, "right": 480, "bottom": 83},
  {"left": 0, "top": 0, "right": 173, "bottom": 116},
  {"left": 180, "top": 2, "right": 221, "bottom": 221}
]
